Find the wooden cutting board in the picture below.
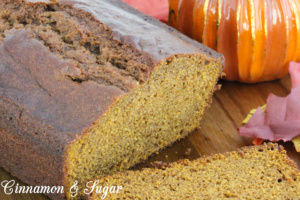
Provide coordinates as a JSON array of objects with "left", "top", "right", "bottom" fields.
[{"left": 1, "top": 75, "right": 299, "bottom": 200}]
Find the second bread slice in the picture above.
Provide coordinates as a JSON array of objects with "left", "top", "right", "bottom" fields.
[{"left": 86, "top": 143, "right": 300, "bottom": 199}]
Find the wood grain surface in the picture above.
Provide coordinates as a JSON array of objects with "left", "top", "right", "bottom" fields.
[{"left": 1, "top": 75, "right": 299, "bottom": 200}]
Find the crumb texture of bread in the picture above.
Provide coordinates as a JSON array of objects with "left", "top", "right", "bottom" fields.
[
  {"left": 87, "top": 143, "right": 300, "bottom": 200},
  {"left": 0, "top": 0, "right": 223, "bottom": 199},
  {"left": 66, "top": 54, "right": 222, "bottom": 198}
]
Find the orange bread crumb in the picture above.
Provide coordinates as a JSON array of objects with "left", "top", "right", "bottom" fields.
[{"left": 86, "top": 143, "right": 300, "bottom": 199}]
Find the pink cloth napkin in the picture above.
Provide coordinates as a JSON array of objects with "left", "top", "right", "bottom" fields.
[
  {"left": 239, "top": 62, "right": 300, "bottom": 142},
  {"left": 122, "top": 0, "right": 169, "bottom": 22}
]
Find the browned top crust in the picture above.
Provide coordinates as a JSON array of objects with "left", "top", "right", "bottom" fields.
[
  {"left": 25, "top": 0, "right": 223, "bottom": 63},
  {"left": 60, "top": 0, "right": 223, "bottom": 63},
  {"left": 0, "top": 29, "right": 125, "bottom": 148}
]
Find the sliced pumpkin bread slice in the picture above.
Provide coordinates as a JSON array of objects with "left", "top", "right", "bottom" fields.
[{"left": 86, "top": 143, "right": 300, "bottom": 199}]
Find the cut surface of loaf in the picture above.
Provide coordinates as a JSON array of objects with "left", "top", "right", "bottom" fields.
[
  {"left": 0, "top": 0, "right": 223, "bottom": 199},
  {"left": 86, "top": 143, "right": 300, "bottom": 200}
]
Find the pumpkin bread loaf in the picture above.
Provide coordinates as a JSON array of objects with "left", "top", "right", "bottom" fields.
[
  {"left": 0, "top": 0, "right": 223, "bottom": 199},
  {"left": 86, "top": 143, "right": 300, "bottom": 200}
]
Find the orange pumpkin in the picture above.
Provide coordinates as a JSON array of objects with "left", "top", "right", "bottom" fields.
[{"left": 169, "top": 0, "right": 300, "bottom": 83}]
